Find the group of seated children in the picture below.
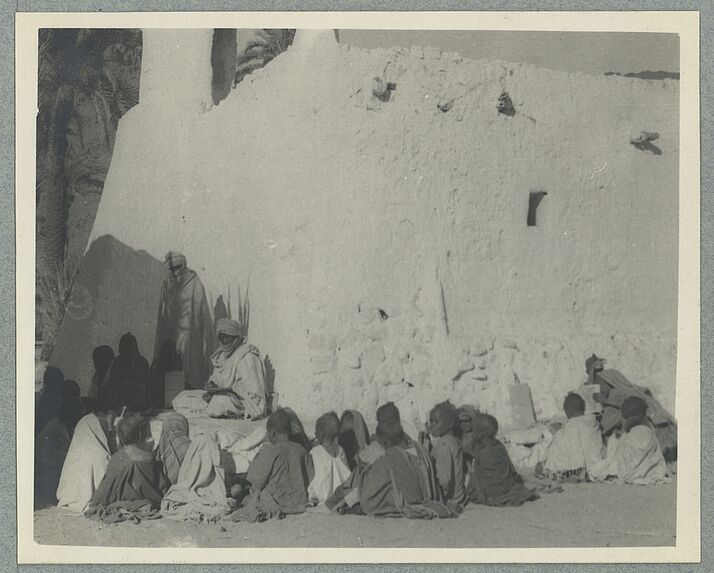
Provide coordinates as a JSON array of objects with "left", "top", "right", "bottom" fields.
[
  {"left": 533, "top": 355, "right": 674, "bottom": 486},
  {"left": 45, "top": 396, "right": 548, "bottom": 524},
  {"left": 538, "top": 391, "right": 670, "bottom": 485},
  {"left": 37, "top": 349, "right": 674, "bottom": 523}
]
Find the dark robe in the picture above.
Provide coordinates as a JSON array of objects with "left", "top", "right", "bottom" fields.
[
  {"left": 246, "top": 440, "right": 309, "bottom": 513},
  {"left": 90, "top": 448, "right": 169, "bottom": 509},
  {"left": 34, "top": 417, "right": 71, "bottom": 507},
  {"left": 227, "top": 440, "right": 309, "bottom": 522},
  {"left": 339, "top": 409, "right": 371, "bottom": 471},
  {"left": 359, "top": 445, "right": 453, "bottom": 519},
  {"left": 154, "top": 268, "right": 214, "bottom": 390},
  {"left": 466, "top": 436, "right": 536, "bottom": 507},
  {"left": 430, "top": 434, "right": 467, "bottom": 509},
  {"left": 104, "top": 354, "right": 151, "bottom": 412},
  {"left": 327, "top": 438, "right": 452, "bottom": 519},
  {"left": 156, "top": 414, "right": 192, "bottom": 485}
]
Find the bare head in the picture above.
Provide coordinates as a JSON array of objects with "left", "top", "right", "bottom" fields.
[
  {"left": 376, "top": 401, "right": 400, "bottom": 424},
  {"left": 117, "top": 415, "right": 153, "bottom": 451},
  {"left": 315, "top": 411, "right": 340, "bottom": 447},
  {"left": 472, "top": 413, "right": 499, "bottom": 441},
  {"left": 563, "top": 392, "right": 586, "bottom": 419},
  {"left": 375, "top": 419, "right": 405, "bottom": 447},
  {"left": 621, "top": 396, "right": 648, "bottom": 431},
  {"left": 428, "top": 400, "right": 456, "bottom": 438},
  {"left": 266, "top": 409, "right": 292, "bottom": 444}
]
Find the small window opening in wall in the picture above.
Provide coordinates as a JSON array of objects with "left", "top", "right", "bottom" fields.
[
  {"left": 211, "top": 29, "right": 237, "bottom": 106},
  {"left": 527, "top": 190, "right": 547, "bottom": 227}
]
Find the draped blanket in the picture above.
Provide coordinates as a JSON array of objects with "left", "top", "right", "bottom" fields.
[
  {"left": 161, "top": 435, "right": 236, "bottom": 522},
  {"left": 327, "top": 441, "right": 453, "bottom": 519},
  {"left": 338, "top": 409, "right": 371, "bottom": 470},
  {"left": 595, "top": 369, "right": 677, "bottom": 459},
  {"left": 359, "top": 446, "right": 454, "bottom": 519},
  {"left": 57, "top": 414, "right": 112, "bottom": 513},
  {"left": 610, "top": 424, "right": 669, "bottom": 485},
  {"left": 88, "top": 448, "right": 169, "bottom": 510},
  {"left": 544, "top": 414, "right": 607, "bottom": 481},
  {"left": 466, "top": 437, "right": 537, "bottom": 507},
  {"left": 156, "top": 413, "right": 191, "bottom": 485}
]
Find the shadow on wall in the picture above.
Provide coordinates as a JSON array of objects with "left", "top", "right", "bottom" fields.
[
  {"left": 264, "top": 354, "right": 276, "bottom": 412},
  {"left": 50, "top": 234, "right": 167, "bottom": 393}
]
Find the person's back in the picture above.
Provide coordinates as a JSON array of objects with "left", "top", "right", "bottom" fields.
[
  {"left": 542, "top": 392, "right": 605, "bottom": 481},
  {"left": 89, "top": 415, "right": 168, "bottom": 509},
  {"left": 467, "top": 414, "right": 536, "bottom": 506},
  {"left": 247, "top": 439, "right": 309, "bottom": 513},
  {"left": 93, "top": 448, "right": 167, "bottom": 507},
  {"left": 359, "top": 418, "right": 453, "bottom": 519},
  {"left": 57, "top": 410, "right": 116, "bottom": 513}
]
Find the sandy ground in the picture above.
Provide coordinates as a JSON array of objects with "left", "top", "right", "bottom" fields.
[{"left": 34, "top": 479, "right": 675, "bottom": 548}]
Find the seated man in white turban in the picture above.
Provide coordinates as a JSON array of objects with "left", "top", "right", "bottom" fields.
[{"left": 203, "top": 319, "right": 267, "bottom": 420}]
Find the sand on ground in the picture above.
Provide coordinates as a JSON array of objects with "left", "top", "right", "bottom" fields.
[{"left": 34, "top": 480, "right": 675, "bottom": 548}]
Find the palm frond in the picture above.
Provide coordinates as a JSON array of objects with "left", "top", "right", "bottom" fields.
[{"left": 234, "top": 29, "right": 295, "bottom": 86}]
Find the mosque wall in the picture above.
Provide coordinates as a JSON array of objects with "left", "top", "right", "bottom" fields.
[{"left": 52, "top": 29, "right": 679, "bottom": 428}]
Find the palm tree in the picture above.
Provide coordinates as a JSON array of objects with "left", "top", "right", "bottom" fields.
[
  {"left": 234, "top": 29, "right": 296, "bottom": 86},
  {"left": 36, "top": 28, "right": 142, "bottom": 359}
]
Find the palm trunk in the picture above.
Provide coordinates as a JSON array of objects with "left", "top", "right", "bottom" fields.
[{"left": 39, "top": 85, "right": 73, "bottom": 361}]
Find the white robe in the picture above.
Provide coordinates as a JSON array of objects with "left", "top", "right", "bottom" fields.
[
  {"left": 307, "top": 444, "right": 351, "bottom": 504},
  {"left": 544, "top": 414, "right": 607, "bottom": 479},
  {"left": 611, "top": 424, "right": 668, "bottom": 484}
]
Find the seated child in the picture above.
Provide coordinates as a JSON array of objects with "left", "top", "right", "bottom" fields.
[
  {"left": 281, "top": 407, "right": 312, "bottom": 451},
  {"left": 610, "top": 396, "right": 668, "bottom": 484},
  {"left": 357, "top": 419, "right": 453, "bottom": 519},
  {"left": 57, "top": 404, "right": 117, "bottom": 513},
  {"left": 358, "top": 401, "right": 404, "bottom": 466},
  {"left": 427, "top": 400, "right": 467, "bottom": 509},
  {"left": 161, "top": 433, "right": 237, "bottom": 523},
  {"left": 465, "top": 413, "right": 537, "bottom": 507},
  {"left": 307, "top": 412, "right": 351, "bottom": 506},
  {"left": 231, "top": 409, "right": 310, "bottom": 520},
  {"left": 326, "top": 403, "right": 443, "bottom": 514},
  {"left": 539, "top": 392, "right": 606, "bottom": 482},
  {"left": 88, "top": 414, "right": 169, "bottom": 512}
]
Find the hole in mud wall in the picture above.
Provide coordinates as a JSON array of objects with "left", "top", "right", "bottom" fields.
[
  {"left": 527, "top": 190, "right": 547, "bottom": 227},
  {"left": 211, "top": 29, "right": 237, "bottom": 106}
]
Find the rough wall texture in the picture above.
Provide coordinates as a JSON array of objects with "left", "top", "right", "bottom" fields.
[{"left": 53, "top": 30, "right": 679, "bottom": 428}]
